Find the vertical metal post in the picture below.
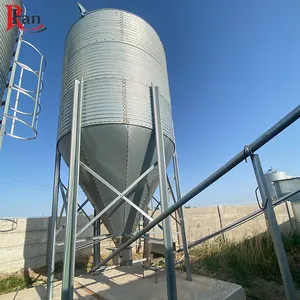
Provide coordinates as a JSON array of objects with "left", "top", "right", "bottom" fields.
[
  {"left": 93, "top": 208, "right": 101, "bottom": 267},
  {"left": 285, "top": 202, "right": 295, "bottom": 233},
  {"left": 174, "top": 209, "right": 181, "bottom": 249},
  {"left": 217, "top": 205, "right": 225, "bottom": 241},
  {"left": 0, "top": 30, "right": 23, "bottom": 149},
  {"left": 152, "top": 84, "right": 178, "bottom": 300},
  {"left": 61, "top": 79, "right": 82, "bottom": 300},
  {"left": 172, "top": 152, "right": 192, "bottom": 281},
  {"left": 251, "top": 154, "right": 296, "bottom": 300},
  {"left": 143, "top": 206, "right": 151, "bottom": 264},
  {"left": 151, "top": 198, "right": 156, "bottom": 238},
  {"left": 46, "top": 150, "right": 61, "bottom": 300}
]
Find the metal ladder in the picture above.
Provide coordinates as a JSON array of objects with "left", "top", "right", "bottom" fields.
[{"left": 0, "top": 29, "right": 45, "bottom": 149}]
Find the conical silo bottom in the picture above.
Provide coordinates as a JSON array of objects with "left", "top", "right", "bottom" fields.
[{"left": 58, "top": 124, "right": 175, "bottom": 245}]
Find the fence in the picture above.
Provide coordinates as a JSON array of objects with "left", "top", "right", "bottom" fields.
[
  {"left": 0, "top": 216, "right": 93, "bottom": 273},
  {"left": 0, "top": 200, "right": 296, "bottom": 273}
]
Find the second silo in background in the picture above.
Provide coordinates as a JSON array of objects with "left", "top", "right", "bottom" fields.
[{"left": 264, "top": 168, "right": 300, "bottom": 232}]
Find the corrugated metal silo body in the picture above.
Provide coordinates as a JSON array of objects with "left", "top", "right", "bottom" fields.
[
  {"left": 273, "top": 177, "right": 300, "bottom": 232},
  {"left": 264, "top": 169, "right": 291, "bottom": 200},
  {"left": 0, "top": 0, "right": 21, "bottom": 100},
  {"left": 58, "top": 9, "right": 175, "bottom": 242}
]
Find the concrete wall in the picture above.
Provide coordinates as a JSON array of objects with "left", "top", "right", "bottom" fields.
[
  {"left": 0, "top": 202, "right": 296, "bottom": 274},
  {"left": 148, "top": 202, "right": 296, "bottom": 245},
  {"left": 181, "top": 202, "right": 295, "bottom": 243},
  {"left": 0, "top": 216, "right": 94, "bottom": 273}
]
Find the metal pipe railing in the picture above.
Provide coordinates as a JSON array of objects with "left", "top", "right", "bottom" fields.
[
  {"left": 251, "top": 153, "right": 296, "bottom": 299},
  {"left": 177, "top": 187, "right": 300, "bottom": 251},
  {"left": 91, "top": 105, "right": 300, "bottom": 272}
]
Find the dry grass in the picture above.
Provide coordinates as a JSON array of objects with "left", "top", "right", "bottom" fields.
[
  {"left": 1, "top": 234, "right": 299, "bottom": 298},
  {"left": 0, "top": 269, "right": 47, "bottom": 295},
  {"left": 0, "top": 257, "right": 89, "bottom": 295},
  {"left": 0, "top": 275, "right": 28, "bottom": 295},
  {"left": 189, "top": 233, "right": 300, "bottom": 300}
]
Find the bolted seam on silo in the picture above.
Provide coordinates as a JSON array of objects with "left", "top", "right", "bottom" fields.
[
  {"left": 57, "top": 8, "right": 175, "bottom": 238},
  {"left": 58, "top": 9, "right": 173, "bottom": 144}
]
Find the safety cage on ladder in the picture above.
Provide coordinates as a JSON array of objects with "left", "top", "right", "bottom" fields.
[{"left": 0, "top": 28, "right": 46, "bottom": 149}]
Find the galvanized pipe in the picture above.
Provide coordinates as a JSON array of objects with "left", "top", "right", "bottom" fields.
[
  {"left": 76, "top": 235, "right": 113, "bottom": 251},
  {"left": 55, "top": 234, "right": 112, "bottom": 246},
  {"left": 178, "top": 187, "right": 300, "bottom": 251},
  {"left": 56, "top": 194, "right": 89, "bottom": 236},
  {"left": 56, "top": 192, "right": 87, "bottom": 237},
  {"left": 152, "top": 85, "right": 177, "bottom": 300},
  {"left": 172, "top": 152, "right": 192, "bottom": 281},
  {"left": 98, "top": 258, "right": 148, "bottom": 273},
  {"left": 91, "top": 105, "right": 300, "bottom": 273},
  {"left": 251, "top": 154, "right": 296, "bottom": 300},
  {"left": 57, "top": 186, "right": 67, "bottom": 231},
  {"left": 80, "top": 162, "right": 155, "bottom": 224},
  {"left": 93, "top": 208, "right": 101, "bottom": 266},
  {"left": 76, "top": 162, "right": 157, "bottom": 238},
  {"left": 46, "top": 150, "right": 61, "bottom": 300},
  {"left": 167, "top": 180, "right": 181, "bottom": 247},
  {"left": 77, "top": 199, "right": 90, "bottom": 221},
  {"left": 151, "top": 198, "right": 161, "bottom": 218},
  {"left": 152, "top": 195, "right": 179, "bottom": 227},
  {"left": 61, "top": 79, "right": 82, "bottom": 300}
]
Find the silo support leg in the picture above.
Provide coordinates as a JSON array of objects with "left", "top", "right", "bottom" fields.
[
  {"left": 93, "top": 208, "right": 101, "bottom": 267},
  {"left": 152, "top": 84, "right": 178, "bottom": 300},
  {"left": 46, "top": 150, "right": 61, "bottom": 300},
  {"left": 61, "top": 79, "right": 83, "bottom": 300},
  {"left": 251, "top": 153, "right": 297, "bottom": 300},
  {"left": 170, "top": 153, "right": 192, "bottom": 281}
]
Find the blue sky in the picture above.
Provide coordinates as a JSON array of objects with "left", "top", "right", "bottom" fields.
[{"left": 0, "top": 0, "right": 299, "bottom": 217}]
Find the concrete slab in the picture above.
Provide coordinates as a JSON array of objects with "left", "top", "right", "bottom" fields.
[
  {"left": 0, "top": 265, "right": 245, "bottom": 300},
  {"left": 0, "top": 281, "right": 95, "bottom": 300},
  {"left": 76, "top": 265, "right": 245, "bottom": 300}
]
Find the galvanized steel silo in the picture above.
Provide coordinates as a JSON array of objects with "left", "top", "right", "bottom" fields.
[
  {"left": 0, "top": 0, "right": 21, "bottom": 100},
  {"left": 264, "top": 168, "right": 292, "bottom": 200},
  {"left": 273, "top": 177, "right": 300, "bottom": 231},
  {"left": 58, "top": 9, "right": 175, "bottom": 244}
]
